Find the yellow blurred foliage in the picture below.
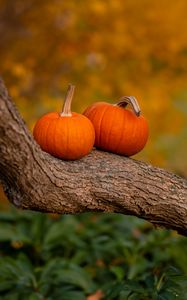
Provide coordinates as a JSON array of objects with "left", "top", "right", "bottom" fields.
[{"left": 0, "top": 0, "right": 187, "bottom": 175}]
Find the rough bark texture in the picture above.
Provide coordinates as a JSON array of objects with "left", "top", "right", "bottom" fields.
[{"left": 0, "top": 78, "right": 187, "bottom": 236}]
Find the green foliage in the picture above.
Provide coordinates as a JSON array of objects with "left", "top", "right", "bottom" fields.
[{"left": 0, "top": 209, "right": 187, "bottom": 299}]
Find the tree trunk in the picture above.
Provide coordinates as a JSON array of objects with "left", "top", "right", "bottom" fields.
[{"left": 0, "top": 78, "right": 187, "bottom": 236}]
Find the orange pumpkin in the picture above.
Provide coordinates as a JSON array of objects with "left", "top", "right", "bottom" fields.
[
  {"left": 83, "top": 96, "right": 149, "bottom": 157},
  {"left": 33, "top": 84, "right": 95, "bottom": 160}
]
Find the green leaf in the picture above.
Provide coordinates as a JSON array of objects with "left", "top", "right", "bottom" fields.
[
  {"left": 0, "top": 255, "right": 36, "bottom": 293},
  {"left": 0, "top": 224, "right": 27, "bottom": 243},
  {"left": 52, "top": 289, "right": 86, "bottom": 300},
  {"left": 39, "top": 259, "right": 95, "bottom": 293},
  {"left": 28, "top": 293, "right": 43, "bottom": 300},
  {"left": 54, "top": 267, "right": 94, "bottom": 292},
  {"left": 110, "top": 266, "right": 125, "bottom": 281}
]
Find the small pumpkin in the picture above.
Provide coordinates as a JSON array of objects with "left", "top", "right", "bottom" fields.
[
  {"left": 33, "top": 84, "right": 95, "bottom": 160},
  {"left": 83, "top": 96, "right": 148, "bottom": 156}
]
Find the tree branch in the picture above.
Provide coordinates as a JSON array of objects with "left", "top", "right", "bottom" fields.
[{"left": 0, "top": 78, "right": 187, "bottom": 236}]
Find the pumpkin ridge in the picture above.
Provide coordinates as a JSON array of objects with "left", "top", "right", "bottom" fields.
[
  {"left": 103, "top": 106, "right": 117, "bottom": 150},
  {"left": 66, "top": 118, "right": 70, "bottom": 158},
  {"left": 114, "top": 108, "right": 126, "bottom": 154},
  {"left": 82, "top": 119, "right": 95, "bottom": 155},
  {"left": 40, "top": 118, "right": 52, "bottom": 152},
  {"left": 87, "top": 104, "right": 103, "bottom": 146},
  {"left": 33, "top": 120, "right": 43, "bottom": 146},
  {"left": 77, "top": 119, "right": 85, "bottom": 158},
  {"left": 131, "top": 115, "right": 139, "bottom": 147},
  {"left": 52, "top": 118, "right": 58, "bottom": 157},
  {"left": 120, "top": 111, "right": 133, "bottom": 155},
  {"left": 45, "top": 119, "right": 56, "bottom": 155},
  {"left": 98, "top": 105, "right": 110, "bottom": 148}
]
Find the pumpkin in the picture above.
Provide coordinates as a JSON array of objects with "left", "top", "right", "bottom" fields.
[
  {"left": 83, "top": 96, "right": 148, "bottom": 156},
  {"left": 33, "top": 84, "right": 95, "bottom": 160}
]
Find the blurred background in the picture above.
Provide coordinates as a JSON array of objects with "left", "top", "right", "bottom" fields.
[
  {"left": 0, "top": 1, "right": 187, "bottom": 298},
  {"left": 1, "top": 0, "right": 187, "bottom": 173}
]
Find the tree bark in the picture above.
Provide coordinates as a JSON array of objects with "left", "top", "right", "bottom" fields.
[{"left": 0, "top": 78, "right": 187, "bottom": 236}]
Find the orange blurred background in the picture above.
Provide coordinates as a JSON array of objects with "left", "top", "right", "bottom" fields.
[{"left": 0, "top": 0, "right": 187, "bottom": 206}]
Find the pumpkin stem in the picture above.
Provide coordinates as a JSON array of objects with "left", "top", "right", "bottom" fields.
[
  {"left": 116, "top": 96, "right": 141, "bottom": 116},
  {"left": 61, "top": 84, "right": 75, "bottom": 117}
]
